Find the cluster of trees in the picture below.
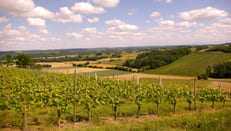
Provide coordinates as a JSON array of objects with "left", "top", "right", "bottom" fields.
[
  {"left": 6, "top": 54, "right": 37, "bottom": 68},
  {"left": 124, "top": 48, "right": 191, "bottom": 70},
  {"left": 106, "top": 66, "right": 134, "bottom": 72},
  {"left": 206, "top": 61, "right": 231, "bottom": 78},
  {"left": 207, "top": 45, "right": 231, "bottom": 53},
  {"left": 72, "top": 62, "right": 90, "bottom": 67}
]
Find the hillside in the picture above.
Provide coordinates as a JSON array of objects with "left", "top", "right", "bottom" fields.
[{"left": 143, "top": 52, "right": 231, "bottom": 76}]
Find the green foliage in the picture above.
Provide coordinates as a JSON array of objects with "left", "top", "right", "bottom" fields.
[
  {"left": 197, "top": 73, "right": 208, "bottom": 80},
  {"left": 124, "top": 48, "right": 191, "bottom": 70},
  {"left": 16, "top": 54, "right": 36, "bottom": 68},
  {"left": 6, "top": 54, "right": 14, "bottom": 67},
  {"left": 195, "top": 45, "right": 208, "bottom": 51},
  {"left": 206, "top": 61, "right": 231, "bottom": 78},
  {"left": 0, "top": 67, "right": 229, "bottom": 129},
  {"left": 207, "top": 45, "right": 231, "bottom": 53}
]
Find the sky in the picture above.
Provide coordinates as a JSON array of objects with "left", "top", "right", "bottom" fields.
[{"left": 0, "top": 0, "right": 231, "bottom": 51}]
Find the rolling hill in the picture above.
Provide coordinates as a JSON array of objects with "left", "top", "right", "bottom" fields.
[{"left": 143, "top": 52, "right": 231, "bottom": 76}]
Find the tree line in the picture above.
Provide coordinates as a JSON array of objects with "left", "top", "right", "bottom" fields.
[
  {"left": 124, "top": 48, "right": 191, "bottom": 70},
  {"left": 206, "top": 61, "right": 231, "bottom": 78}
]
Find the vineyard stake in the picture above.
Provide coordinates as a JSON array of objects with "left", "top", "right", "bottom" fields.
[
  {"left": 53, "top": 72, "right": 56, "bottom": 86},
  {"left": 136, "top": 76, "right": 139, "bottom": 85},
  {"left": 194, "top": 78, "right": 197, "bottom": 111},
  {"left": 95, "top": 73, "right": 97, "bottom": 81},
  {"left": 159, "top": 76, "right": 162, "bottom": 86},
  {"left": 219, "top": 82, "right": 222, "bottom": 89}
]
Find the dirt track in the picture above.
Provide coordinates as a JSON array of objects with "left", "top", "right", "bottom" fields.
[{"left": 111, "top": 73, "right": 195, "bottom": 80}]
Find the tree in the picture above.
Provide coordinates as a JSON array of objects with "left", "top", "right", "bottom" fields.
[
  {"left": 6, "top": 54, "right": 14, "bottom": 67},
  {"left": 16, "top": 54, "right": 36, "bottom": 68}
]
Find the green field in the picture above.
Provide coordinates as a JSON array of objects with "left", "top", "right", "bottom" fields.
[{"left": 144, "top": 52, "right": 231, "bottom": 76}]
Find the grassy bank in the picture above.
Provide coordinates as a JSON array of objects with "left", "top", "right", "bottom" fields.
[{"left": 144, "top": 52, "right": 231, "bottom": 76}]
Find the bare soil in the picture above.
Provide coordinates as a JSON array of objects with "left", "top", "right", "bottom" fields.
[{"left": 113, "top": 73, "right": 195, "bottom": 80}]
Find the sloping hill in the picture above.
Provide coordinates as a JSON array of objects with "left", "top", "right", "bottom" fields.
[{"left": 143, "top": 52, "right": 231, "bottom": 76}]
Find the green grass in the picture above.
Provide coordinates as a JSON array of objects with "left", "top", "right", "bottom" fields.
[
  {"left": 144, "top": 52, "right": 231, "bottom": 76},
  {"left": 78, "top": 69, "right": 132, "bottom": 77},
  {"left": 84, "top": 109, "right": 231, "bottom": 131}
]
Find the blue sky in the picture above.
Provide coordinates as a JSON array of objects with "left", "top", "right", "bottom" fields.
[{"left": 0, "top": 0, "right": 231, "bottom": 51}]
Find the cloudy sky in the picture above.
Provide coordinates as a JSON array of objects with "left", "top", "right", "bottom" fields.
[{"left": 0, "top": 0, "right": 231, "bottom": 51}]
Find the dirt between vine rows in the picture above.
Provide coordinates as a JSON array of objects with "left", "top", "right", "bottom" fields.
[{"left": 13, "top": 108, "right": 230, "bottom": 131}]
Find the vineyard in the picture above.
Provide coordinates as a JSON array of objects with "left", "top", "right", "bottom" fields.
[{"left": 0, "top": 67, "right": 231, "bottom": 130}]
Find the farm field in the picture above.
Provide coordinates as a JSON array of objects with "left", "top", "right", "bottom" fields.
[
  {"left": 38, "top": 61, "right": 92, "bottom": 68},
  {"left": 144, "top": 52, "right": 231, "bottom": 76},
  {"left": 44, "top": 67, "right": 108, "bottom": 74}
]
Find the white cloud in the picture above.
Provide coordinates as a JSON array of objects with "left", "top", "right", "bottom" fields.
[
  {"left": 71, "top": 2, "right": 105, "bottom": 14},
  {"left": 154, "top": 0, "right": 172, "bottom": 3},
  {"left": 108, "top": 35, "right": 123, "bottom": 40},
  {"left": 0, "top": 16, "right": 9, "bottom": 24},
  {"left": 1, "top": 24, "right": 39, "bottom": 43},
  {"left": 105, "top": 19, "right": 138, "bottom": 33},
  {"left": 27, "top": 18, "right": 49, "bottom": 34},
  {"left": 166, "top": 0, "right": 172, "bottom": 3},
  {"left": 149, "top": 19, "right": 198, "bottom": 32},
  {"left": 105, "top": 19, "right": 125, "bottom": 26},
  {"left": 53, "top": 7, "right": 83, "bottom": 23},
  {"left": 27, "top": 18, "right": 46, "bottom": 28},
  {"left": 159, "top": 20, "right": 175, "bottom": 26},
  {"left": 128, "top": 9, "right": 137, "bottom": 16},
  {"left": 81, "top": 27, "right": 97, "bottom": 34},
  {"left": 219, "top": 18, "right": 231, "bottom": 25},
  {"left": 39, "top": 29, "right": 49, "bottom": 34},
  {"left": 179, "top": 7, "right": 228, "bottom": 21},
  {"left": 116, "top": 24, "right": 138, "bottom": 31},
  {"left": 0, "top": 0, "right": 84, "bottom": 23},
  {"left": 150, "top": 11, "right": 160, "bottom": 17},
  {"left": 0, "top": 0, "right": 55, "bottom": 19},
  {"left": 0, "top": 24, "right": 60, "bottom": 51},
  {"left": 92, "top": 0, "right": 120, "bottom": 8},
  {"left": 0, "top": 0, "right": 35, "bottom": 16},
  {"left": 66, "top": 32, "right": 82, "bottom": 39},
  {"left": 29, "top": 6, "right": 54, "bottom": 19},
  {"left": 176, "top": 21, "right": 197, "bottom": 28},
  {"left": 145, "top": 20, "right": 151, "bottom": 23},
  {"left": 87, "top": 17, "right": 99, "bottom": 23}
]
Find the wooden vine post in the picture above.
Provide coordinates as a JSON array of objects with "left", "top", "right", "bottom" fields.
[
  {"left": 159, "top": 76, "right": 162, "bottom": 86},
  {"left": 136, "top": 76, "right": 139, "bottom": 85},
  {"left": 95, "top": 73, "right": 97, "bottom": 81},
  {"left": 194, "top": 78, "right": 197, "bottom": 111}
]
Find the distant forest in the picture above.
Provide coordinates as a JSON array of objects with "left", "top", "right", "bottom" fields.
[{"left": 124, "top": 48, "right": 191, "bottom": 70}]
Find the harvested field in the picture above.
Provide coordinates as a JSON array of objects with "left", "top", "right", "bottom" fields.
[
  {"left": 44, "top": 67, "right": 108, "bottom": 74},
  {"left": 38, "top": 61, "right": 91, "bottom": 68}
]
